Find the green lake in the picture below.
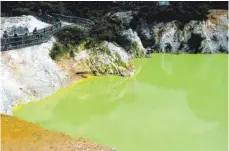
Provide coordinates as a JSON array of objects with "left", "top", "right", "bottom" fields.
[{"left": 14, "top": 54, "right": 228, "bottom": 151}]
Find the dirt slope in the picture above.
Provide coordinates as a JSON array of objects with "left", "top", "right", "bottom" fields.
[{"left": 1, "top": 114, "right": 114, "bottom": 151}]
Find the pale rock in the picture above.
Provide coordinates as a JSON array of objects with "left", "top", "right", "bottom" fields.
[
  {"left": 0, "top": 37, "right": 69, "bottom": 115},
  {"left": 121, "top": 29, "right": 146, "bottom": 55},
  {"left": 110, "top": 11, "right": 136, "bottom": 26}
]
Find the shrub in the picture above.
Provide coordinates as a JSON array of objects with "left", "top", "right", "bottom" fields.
[
  {"left": 90, "top": 17, "right": 119, "bottom": 42},
  {"left": 49, "top": 42, "right": 67, "bottom": 60},
  {"left": 83, "top": 38, "right": 111, "bottom": 55},
  {"left": 115, "top": 35, "right": 132, "bottom": 51},
  {"left": 84, "top": 37, "right": 101, "bottom": 49},
  {"left": 55, "top": 26, "right": 88, "bottom": 46}
]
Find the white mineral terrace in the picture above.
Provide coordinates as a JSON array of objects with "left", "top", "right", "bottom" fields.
[{"left": 0, "top": 15, "right": 69, "bottom": 114}]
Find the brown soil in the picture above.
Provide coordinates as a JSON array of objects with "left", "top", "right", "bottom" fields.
[
  {"left": 55, "top": 55, "right": 92, "bottom": 84},
  {"left": 1, "top": 114, "right": 113, "bottom": 151},
  {"left": 207, "top": 9, "right": 228, "bottom": 27}
]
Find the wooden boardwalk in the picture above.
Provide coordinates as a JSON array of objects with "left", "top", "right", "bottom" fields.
[{"left": 1, "top": 13, "right": 94, "bottom": 51}]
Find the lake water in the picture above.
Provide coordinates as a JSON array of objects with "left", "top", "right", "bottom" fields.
[{"left": 14, "top": 54, "right": 228, "bottom": 151}]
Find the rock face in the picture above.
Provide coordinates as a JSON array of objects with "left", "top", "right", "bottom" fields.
[
  {"left": 107, "top": 9, "right": 227, "bottom": 54},
  {"left": 0, "top": 16, "right": 71, "bottom": 115},
  {"left": 67, "top": 40, "right": 135, "bottom": 77},
  {"left": 109, "top": 11, "right": 137, "bottom": 27},
  {"left": 137, "top": 9, "right": 228, "bottom": 53},
  {"left": 0, "top": 38, "right": 69, "bottom": 115},
  {"left": 202, "top": 10, "right": 228, "bottom": 53},
  {"left": 107, "top": 11, "right": 147, "bottom": 57},
  {"left": 121, "top": 29, "right": 147, "bottom": 57},
  {"left": 103, "top": 41, "right": 135, "bottom": 76}
]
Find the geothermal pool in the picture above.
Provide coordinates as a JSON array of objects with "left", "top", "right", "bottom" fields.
[{"left": 14, "top": 54, "right": 228, "bottom": 151}]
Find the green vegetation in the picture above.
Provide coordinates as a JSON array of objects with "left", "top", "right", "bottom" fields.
[
  {"left": 115, "top": 35, "right": 132, "bottom": 51},
  {"left": 79, "top": 38, "right": 111, "bottom": 56},
  {"left": 84, "top": 38, "right": 101, "bottom": 49},
  {"left": 89, "top": 15, "right": 122, "bottom": 43},
  {"left": 55, "top": 26, "right": 88, "bottom": 46},
  {"left": 49, "top": 42, "right": 72, "bottom": 60},
  {"left": 114, "top": 52, "right": 127, "bottom": 68},
  {"left": 3, "top": 2, "right": 224, "bottom": 21},
  {"left": 4, "top": 1, "right": 225, "bottom": 60},
  {"left": 50, "top": 37, "right": 112, "bottom": 62},
  {"left": 132, "top": 44, "right": 146, "bottom": 58}
]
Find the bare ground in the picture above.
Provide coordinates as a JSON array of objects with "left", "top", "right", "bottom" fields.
[{"left": 1, "top": 114, "right": 114, "bottom": 151}]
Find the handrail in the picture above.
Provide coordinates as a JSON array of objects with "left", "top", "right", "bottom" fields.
[
  {"left": 1, "top": 13, "right": 13, "bottom": 17},
  {"left": 1, "top": 13, "right": 94, "bottom": 51},
  {"left": 51, "top": 13, "right": 94, "bottom": 26}
]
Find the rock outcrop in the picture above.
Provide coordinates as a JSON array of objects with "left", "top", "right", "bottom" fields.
[
  {"left": 109, "top": 11, "right": 137, "bottom": 27},
  {"left": 121, "top": 29, "right": 147, "bottom": 57},
  {"left": 137, "top": 9, "right": 228, "bottom": 53},
  {"left": 0, "top": 38, "right": 69, "bottom": 115},
  {"left": 60, "top": 40, "right": 135, "bottom": 77},
  {"left": 106, "top": 9, "right": 227, "bottom": 54}
]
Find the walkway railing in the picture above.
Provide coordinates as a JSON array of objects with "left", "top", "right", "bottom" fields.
[
  {"left": 1, "top": 13, "right": 13, "bottom": 17},
  {"left": 1, "top": 13, "right": 94, "bottom": 51},
  {"left": 51, "top": 13, "right": 94, "bottom": 28}
]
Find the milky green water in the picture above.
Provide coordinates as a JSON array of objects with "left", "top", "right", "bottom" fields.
[{"left": 14, "top": 54, "right": 228, "bottom": 151}]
